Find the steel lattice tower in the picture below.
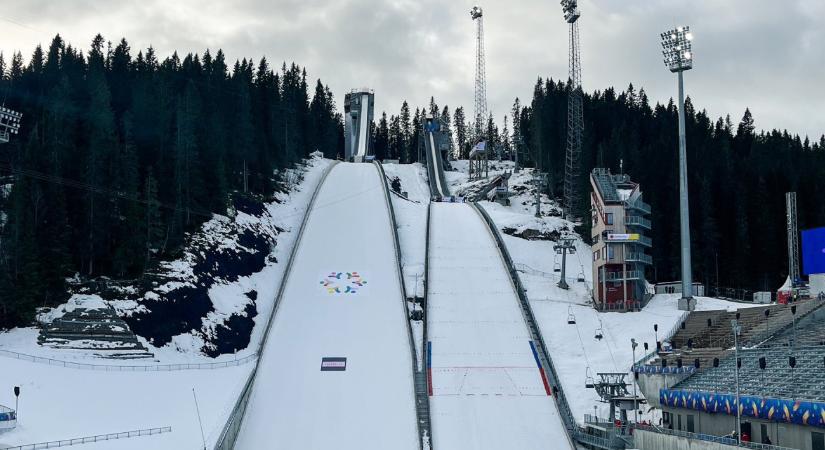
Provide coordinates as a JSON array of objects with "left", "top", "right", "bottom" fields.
[
  {"left": 471, "top": 6, "right": 488, "bottom": 140},
  {"left": 561, "top": 1, "right": 583, "bottom": 221},
  {"left": 786, "top": 192, "right": 801, "bottom": 286},
  {"left": 469, "top": 5, "right": 489, "bottom": 180}
]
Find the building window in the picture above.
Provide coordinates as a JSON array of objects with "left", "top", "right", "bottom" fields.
[
  {"left": 593, "top": 251, "right": 599, "bottom": 262},
  {"left": 686, "top": 415, "right": 695, "bottom": 433},
  {"left": 602, "top": 247, "right": 607, "bottom": 260},
  {"left": 607, "top": 246, "right": 615, "bottom": 261},
  {"left": 605, "top": 213, "right": 614, "bottom": 225},
  {"left": 813, "top": 432, "right": 825, "bottom": 450},
  {"left": 677, "top": 414, "right": 682, "bottom": 431}
]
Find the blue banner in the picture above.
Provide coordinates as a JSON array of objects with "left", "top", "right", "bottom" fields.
[{"left": 660, "top": 389, "right": 825, "bottom": 428}]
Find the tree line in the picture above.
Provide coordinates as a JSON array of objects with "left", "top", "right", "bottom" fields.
[
  {"left": 520, "top": 78, "right": 825, "bottom": 293},
  {"left": 0, "top": 35, "right": 342, "bottom": 327},
  {"left": 369, "top": 80, "right": 825, "bottom": 293}
]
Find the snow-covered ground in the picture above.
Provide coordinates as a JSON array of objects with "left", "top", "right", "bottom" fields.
[
  {"left": 235, "top": 163, "right": 418, "bottom": 450},
  {"left": 0, "top": 357, "right": 251, "bottom": 449},
  {"left": 427, "top": 202, "right": 570, "bottom": 450},
  {"left": 0, "top": 156, "right": 332, "bottom": 449}
]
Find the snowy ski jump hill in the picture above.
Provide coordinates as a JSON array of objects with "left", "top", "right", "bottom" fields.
[
  {"left": 235, "top": 163, "right": 419, "bottom": 449},
  {"left": 427, "top": 202, "right": 571, "bottom": 450},
  {"left": 0, "top": 154, "right": 766, "bottom": 450}
]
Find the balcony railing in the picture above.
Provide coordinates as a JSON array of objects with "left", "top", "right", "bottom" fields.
[
  {"left": 625, "top": 216, "right": 652, "bottom": 229},
  {"left": 627, "top": 199, "right": 652, "bottom": 214},
  {"left": 625, "top": 252, "right": 653, "bottom": 265},
  {"left": 605, "top": 270, "right": 643, "bottom": 282}
]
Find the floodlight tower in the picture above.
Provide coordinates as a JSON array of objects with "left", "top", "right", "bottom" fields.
[
  {"left": 786, "top": 192, "right": 801, "bottom": 287},
  {"left": 661, "top": 26, "right": 696, "bottom": 311},
  {"left": 469, "top": 5, "right": 489, "bottom": 180},
  {"left": 0, "top": 106, "right": 22, "bottom": 144},
  {"left": 471, "top": 5, "right": 488, "bottom": 140},
  {"left": 561, "top": 0, "right": 584, "bottom": 222}
]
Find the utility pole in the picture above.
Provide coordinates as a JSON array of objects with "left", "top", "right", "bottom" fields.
[
  {"left": 661, "top": 26, "right": 696, "bottom": 311},
  {"left": 732, "top": 319, "right": 742, "bottom": 444},
  {"left": 534, "top": 171, "right": 546, "bottom": 218},
  {"left": 555, "top": 237, "right": 577, "bottom": 290}
]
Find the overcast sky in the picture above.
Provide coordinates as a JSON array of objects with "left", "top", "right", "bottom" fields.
[{"left": 1, "top": 0, "right": 823, "bottom": 139}]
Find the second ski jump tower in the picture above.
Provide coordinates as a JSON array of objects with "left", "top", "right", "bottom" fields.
[{"left": 344, "top": 88, "right": 375, "bottom": 162}]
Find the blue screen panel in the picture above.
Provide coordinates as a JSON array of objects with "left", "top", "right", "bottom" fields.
[{"left": 802, "top": 227, "right": 825, "bottom": 275}]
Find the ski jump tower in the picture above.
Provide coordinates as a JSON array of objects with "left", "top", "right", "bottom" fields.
[
  {"left": 469, "top": 5, "right": 489, "bottom": 181},
  {"left": 561, "top": 0, "right": 584, "bottom": 221},
  {"left": 344, "top": 89, "right": 375, "bottom": 162}
]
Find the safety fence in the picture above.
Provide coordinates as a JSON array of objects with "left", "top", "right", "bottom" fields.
[
  {"left": 0, "top": 348, "right": 257, "bottom": 372},
  {"left": 635, "top": 424, "right": 796, "bottom": 450},
  {"left": 213, "top": 161, "right": 339, "bottom": 450},
  {"left": 3, "top": 426, "right": 172, "bottom": 450}
]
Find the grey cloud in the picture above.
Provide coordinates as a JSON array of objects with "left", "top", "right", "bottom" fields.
[{"left": 1, "top": 0, "right": 822, "bottom": 138}]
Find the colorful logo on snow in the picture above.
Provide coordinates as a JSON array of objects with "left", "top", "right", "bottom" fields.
[{"left": 320, "top": 272, "right": 367, "bottom": 295}]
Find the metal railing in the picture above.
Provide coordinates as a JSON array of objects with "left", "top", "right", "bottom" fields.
[
  {"left": 375, "top": 161, "right": 431, "bottom": 450},
  {"left": 422, "top": 201, "right": 434, "bottom": 447},
  {"left": 632, "top": 311, "right": 689, "bottom": 369},
  {"left": 213, "top": 161, "right": 339, "bottom": 450},
  {"left": 625, "top": 252, "right": 653, "bottom": 265},
  {"left": 4, "top": 427, "right": 172, "bottom": 450},
  {"left": 472, "top": 203, "right": 578, "bottom": 449},
  {"left": 627, "top": 199, "right": 652, "bottom": 215},
  {"left": 625, "top": 216, "right": 651, "bottom": 229},
  {"left": 605, "top": 270, "right": 643, "bottom": 282},
  {"left": 0, "top": 348, "right": 257, "bottom": 371},
  {"left": 634, "top": 424, "right": 796, "bottom": 450}
]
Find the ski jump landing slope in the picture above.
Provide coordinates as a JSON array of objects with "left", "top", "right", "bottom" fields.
[
  {"left": 235, "top": 163, "right": 418, "bottom": 450},
  {"left": 425, "top": 130, "right": 450, "bottom": 198},
  {"left": 427, "top": 202, "right": 571, "bottom": 450}
]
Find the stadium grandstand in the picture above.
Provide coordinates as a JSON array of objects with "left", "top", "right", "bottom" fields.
[{"left": 632, "top": 294, "right": 825, "bottom": 449}]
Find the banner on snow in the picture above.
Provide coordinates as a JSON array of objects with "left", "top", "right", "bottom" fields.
[{"left": 321, "top": 357, "right": 347, "bottom": 372}]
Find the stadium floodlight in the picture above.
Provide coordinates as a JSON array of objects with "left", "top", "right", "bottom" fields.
[
  {"left": 660, "top": 26, "right": 693, "bottom": 73},
  {"left": 661, "top": 26, "right": 695, "bottom": 311},
  {"left": 560, "top": 0, "right": 581, "bottom": 24},
  {"left": 731, "top": 319, "right": 742, "bottom": 444},
  {"left": 470, "top": 5, "right": 483, "bottom": 20},
  {"left": 0, "top": 106, "right": 23, "bottom": 144}
]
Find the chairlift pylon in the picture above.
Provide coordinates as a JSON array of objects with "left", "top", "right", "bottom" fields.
[{"left": 567, "top": 305, "right": 577, "bottom": 325}]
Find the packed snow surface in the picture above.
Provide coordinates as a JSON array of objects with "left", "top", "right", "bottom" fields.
[
  {"left": 235, "top": 163, "right": 418, "bottom": 450},
  {"left": 427, "top": 202, "right": 571, "bottom": 450}
]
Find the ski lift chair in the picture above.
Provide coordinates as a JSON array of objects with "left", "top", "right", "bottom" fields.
[
  {"left": 567, "top": 305, "right": 577, "bottom": 325},
  {"left": 594, "top": 321, "right": 604, "bottom": 340},
  {"left": 577, "top": 269, "right": 586, "bottom": 283},
  {"left": 585, "top": 367, "right": 595, "bottom": 388}
]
